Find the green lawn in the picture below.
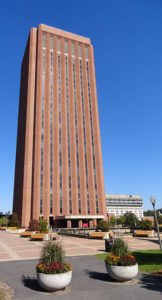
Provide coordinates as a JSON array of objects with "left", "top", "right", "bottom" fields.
[{"left": 95, "top": 250, "right": 162, "bottom": 273}]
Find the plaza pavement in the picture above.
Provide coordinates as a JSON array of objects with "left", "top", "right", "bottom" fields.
[
  {"left": 0, "top": 230, "right": 161, "bottom": 262},
  {"left": 0, "top": 231, "right": 162, "bottom": 299},
  {"left": 0, "top": 255, "right": 161, "bottom": 300}
]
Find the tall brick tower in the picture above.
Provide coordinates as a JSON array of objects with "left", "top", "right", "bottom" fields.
[{"left": 13, "top": 24, "right": 106, "bottom": 228}]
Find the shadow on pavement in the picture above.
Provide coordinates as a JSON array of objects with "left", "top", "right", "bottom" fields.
[
  {"left": 137, "top": 238, "right": 160, "bottom": 245},
  {"left": 139, "top": 273, "right": 162, "bottom": 294},
  {"left": 84, "top": 269, "right": 116, "bottom": 282},
  {"left": 21, "top": 275, "right": 44, "bottom": 292}
]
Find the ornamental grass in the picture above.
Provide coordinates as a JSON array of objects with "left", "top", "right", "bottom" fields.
[{"left": 36, "top": 241, "right": 72, "bottom": 274}]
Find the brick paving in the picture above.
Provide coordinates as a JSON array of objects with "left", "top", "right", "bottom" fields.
[{"left": 0, "top": 231, "right": 161, "bottom": 262}]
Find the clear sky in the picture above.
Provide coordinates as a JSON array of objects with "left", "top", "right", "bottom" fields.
[{"left": 0, "top": 0, "right": 162, "bottom": 213}]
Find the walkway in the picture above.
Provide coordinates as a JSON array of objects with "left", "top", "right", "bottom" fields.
[
  {"left": 0, "top": 231, "right": 161, "bottom": 262},
  {"left": 0, "top": 255, "right": 161, "bottom": 300}
]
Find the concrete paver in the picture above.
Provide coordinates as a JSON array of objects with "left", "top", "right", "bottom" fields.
[
  {"left": 0, "top": 231, "right": 161, "bottom": 262},
  {"left": 0, "top": 231, "right": 162, "bottom": 299}
]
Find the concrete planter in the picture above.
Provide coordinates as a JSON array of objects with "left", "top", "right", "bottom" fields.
[
  {"left": 7, "top": 228, "right": 25, "bottom": 234},
  {"left": 104, "top": 232, "right": 110, "bottom": 239},
  {"left": 37, "top": 270, "right": 72, "bottom": 292},
  {"left": 106, "top": 263, "right": 138, "bottom": 282}
]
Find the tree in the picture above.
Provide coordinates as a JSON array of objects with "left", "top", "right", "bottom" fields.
[
  {"left": 0, "top": 216, "right": 8, "bottom": 226},
  {"left": 158, "top": 215, "right": 162, "bottom": 225},
  {"left": 39, "top": 218, "right": 48, "bottom": 232},
  {"left": 110, "top": 215, "right": 116, "bottom": 226},
  {"left": 117, "top": 216, "right": 125, "bottom": 226},
  {"left": 123, "top": 212, "right": 137, "bottom": 228},
  {"left": 29, "top": 219, "right": 40, "bottom": 231},
  {"left": 8, "top": 213, "right": 20, "bottom": 227},
  {"left": 141, "top": 219, "right": 152, "bottom": 230},
  {"left": 143, "top": 210, "right": 154, "bottom": 217},
  {"left": 97, "top": 220, "right": 110, "bottom": 232}
]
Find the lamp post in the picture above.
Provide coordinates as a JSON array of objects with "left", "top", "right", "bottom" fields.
[{"left": 150, "top": 196, "right": 162, "bottom": 251}]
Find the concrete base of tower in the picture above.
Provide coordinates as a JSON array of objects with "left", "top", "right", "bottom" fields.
[
  {"left": 67, "top": 220, "right": 71, "bottom": 228},
  {"left": 55, "top": 215, "right": 104, "bottom": 229},
  {"left": 79, "top": 220, "right": 82, "bottom": 228},
  {"left": 93, "top": 219, "right": 97, "bottom": 228}
]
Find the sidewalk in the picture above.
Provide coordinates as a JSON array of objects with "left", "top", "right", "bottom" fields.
[
  {"left": 0, "top": 231, "right": 161, "bottom": 262},
  {"left": 0, "top": 255, "right": 161, "bottom": 300}
]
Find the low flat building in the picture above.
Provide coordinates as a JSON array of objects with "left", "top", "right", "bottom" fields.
[{"left": 106, "top": 194, "right": 143, "bottom": 219}]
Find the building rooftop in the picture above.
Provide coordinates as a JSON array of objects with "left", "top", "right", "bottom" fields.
[
  {"left": 106, "top": 194, "right": 142, "bottom": 201},
  {"left": 34, "top": 24, "right": 91, "bottom": 45}
]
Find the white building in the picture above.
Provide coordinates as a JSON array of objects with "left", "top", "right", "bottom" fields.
[{"left": 106, "top": 194, "right": 143, "bottom": 219}]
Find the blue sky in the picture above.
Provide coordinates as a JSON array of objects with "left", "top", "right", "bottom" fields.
[{"left": 0, "top": 0, "right": 162, "bottom": 212}]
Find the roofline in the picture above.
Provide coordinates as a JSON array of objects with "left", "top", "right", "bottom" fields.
[
  {"left": 105, "top": 194, "right": 142, "bottom": 199},
  {"left": 37, "top": 24, "right": 91, "bottom": 45}
]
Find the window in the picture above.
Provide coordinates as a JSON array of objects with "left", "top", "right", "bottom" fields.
[
  {"left": 86, "top": 60, "right": 98, "bottom": 203},
  {"left": 64, "top": 41, "right": 68, "bottom": 54},
  {"left": 60, "top": 199, "right": 62, "bottom": 214},
  {"left": 72, "top": 43, "right": 75, "bottom": 56},
  {"left": 65, "top": 55, "right": 71, "bottom": 195},
  {"left": 50, "top": 37, "right": 53, "bottom": 50},
  {"left": 85, "top": 47, "right": 88, "bottom": 59},
  {"left": 57, "top": 39, "right": 61, "bottom": 52},
  {"left": 69, "top": 200, "right": 72, "bottom": 214},
  {"left": 42, "top": 35, "right": 46, "bottom": 48},
  {"left": 79, "top": 58, "right": 89, "bottom": 214},
  {"left": 78, "top": 199, "right": 81, "bottom": 214},
  {"left": 78, "top": 45, "right": 82, "bottom": 57},
  {"left": 40, "top": 47, "right": 46, "bottom": 213}
]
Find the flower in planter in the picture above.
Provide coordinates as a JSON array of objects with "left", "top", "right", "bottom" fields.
[
  {"left": 105, "top": 254, "right": 136, "bottom": 266},
  {"left": 118, "top": 254, "right": 136, "bottom": 266},
  {"left": 36, "top": 260, "right": 72, "bottom": 274}
]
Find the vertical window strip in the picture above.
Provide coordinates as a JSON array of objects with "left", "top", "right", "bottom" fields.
[
  {"left": 72, "top": 57, "right": 81, "bottom": 214},
  {"left": 40, "top": 44, "right": 46, "bottom": 214},
  {"left": 65, "top": 54, "right": 72, "bottom": 214},
  {"left": 58, "top": 53, "right": 62, "bottom": 214},
  {"left": 72, "top": 43, "right": 75, "bottom": 56},
  {"left": 86, "top": 61, "right": 99, "bottom": 213},
  {"left": 79, "top": 59, "right": 90, "bottom": 213},
  {"left": 50, "top": 46, "right": 53, "bottom": 214}
]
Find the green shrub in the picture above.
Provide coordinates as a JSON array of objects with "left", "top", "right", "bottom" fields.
[
  {"left": 141, "top": 219, "right": 152, "bottom": 230},
  {"left": 117, "top": 216, "right": 125, "bottom": 226},
  {"left": 97, "top": 220, "right": 110, "bottom": 232},
  {"left": 110, "top": 215, "right": 116, "bottom": 226},
  {"left": 112, "top": 238, "right": 128, "bottom": 256},
  {"left": 8, "top": 213, "right": 20, "bottom": 228},
  {"left": 39, "top": 219, "right": 48, "bottom": 232},
  {"left": 29, "top": 219, "right": 40, "bottom": 231},
  {"left": 0, "top": 217, "right": 8, "bottom": 226}
]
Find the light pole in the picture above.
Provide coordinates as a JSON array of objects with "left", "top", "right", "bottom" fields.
[{"left": 150, "top": 196, "right": 162, "bottom": 251}]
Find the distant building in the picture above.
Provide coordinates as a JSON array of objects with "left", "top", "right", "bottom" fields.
[{"left": 106, "top": 194, "right": 143, "bottom": 219}]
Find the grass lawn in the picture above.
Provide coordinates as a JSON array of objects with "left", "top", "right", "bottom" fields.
[{"left": 96, "top": 249, "right": 162, "bottom": 273}]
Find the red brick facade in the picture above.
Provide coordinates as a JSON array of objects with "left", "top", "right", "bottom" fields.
[{"left": 13, "top": 24, "right": 106, "bottom": 228}]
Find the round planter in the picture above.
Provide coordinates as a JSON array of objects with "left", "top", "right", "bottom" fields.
[
  {"left": 37, "top": 270, "right": 72, "bottom": 292},
  {"left": 106, "top": 263, "right": 138, "bottom": 282}
]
